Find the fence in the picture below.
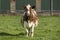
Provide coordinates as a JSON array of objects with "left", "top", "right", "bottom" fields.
[{"left": 0, "top": 0, "right": 60, "bottom": 16}]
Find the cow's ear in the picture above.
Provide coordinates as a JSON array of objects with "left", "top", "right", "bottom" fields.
[
  {"left": 32, "top": 6, "right": 35, "bottom": 9},
  {"left": 24, "top": 6, "right": 26, "bottom": 9}
]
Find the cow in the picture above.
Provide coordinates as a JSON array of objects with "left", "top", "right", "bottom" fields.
[{"left": 21, "top": 4, "right": 38, "bottom": 37}]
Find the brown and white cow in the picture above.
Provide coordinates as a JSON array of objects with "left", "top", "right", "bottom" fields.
[{"left": 21, "top": 4, "right": 38, "bottom": 37}]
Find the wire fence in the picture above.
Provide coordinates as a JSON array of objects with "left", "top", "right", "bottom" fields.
[{"left": 0, "top": 0, "right": 60, "bottom": 16}]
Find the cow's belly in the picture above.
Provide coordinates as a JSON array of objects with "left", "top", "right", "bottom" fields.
[
  {"left": 28, "top": 20, "right": 38, "bottom": 27},
  {"left": 24, "top": 20, "right": 38, "bottom": 28},
  {"left": 24, "top": 21, "right": 34, "bottom": 28}
]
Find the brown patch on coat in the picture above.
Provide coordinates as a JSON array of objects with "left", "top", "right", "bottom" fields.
[{"left": 28, "top": 7, "right": 38, "bottom": 23}]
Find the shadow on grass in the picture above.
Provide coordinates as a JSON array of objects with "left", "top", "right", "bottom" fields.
[{"left": 0, "top": 32, "right": 25, "bottom": 36}]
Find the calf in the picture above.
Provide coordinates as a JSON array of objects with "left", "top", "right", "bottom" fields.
[{"left": 21, "top": 4, "right": 38, "bottom": 37}]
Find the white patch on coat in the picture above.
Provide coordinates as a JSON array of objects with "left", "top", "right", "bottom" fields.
[
  {"left": 28, "top": 20, "right": 38, "bottom": 27},
  {"left": 26, "top": 4, "right": 31, "bottom": 10},
  {"left": 28, "top": 21, "right": 35, "bottom": 28},
  {"left": 27, "top": 11, "right": 30, "bottom": 16}
]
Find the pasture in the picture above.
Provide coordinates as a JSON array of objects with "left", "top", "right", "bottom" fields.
[{"left": 0, "top": 15, "right": 60, "bottom": 40}]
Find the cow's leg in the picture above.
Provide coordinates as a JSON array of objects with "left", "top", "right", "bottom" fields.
[
  {"left": 31, "top": 24, "right": 35, "bottom": 37},
  {"left": 28, "top": 21, "right": 35, "bottom": 37},
  {"left": 26, "top": 28, "right": 29, "bottom": 37},
  {"left": 35, "top": 20, "right": 38, "bottom": 27},
  {"left": 27, "top": 28, "right": 30, "bottom": 36},
  {"left": 24, "top": 21, "right": 29, "bottom": 37}
]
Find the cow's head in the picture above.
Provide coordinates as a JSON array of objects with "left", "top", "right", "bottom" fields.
[{"left": 24, "top": 4, "right": 35, "bottom": 16}]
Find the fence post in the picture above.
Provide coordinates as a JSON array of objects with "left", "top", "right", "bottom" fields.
[
  {"left": 10, "top": 0, "right": 16, "bottom": 13},
  {"left": 50, "top": 0, "right": 53, "bottom": 16},
  {"left": 36, "top": 0, "right": 41, "bottom": 12}
]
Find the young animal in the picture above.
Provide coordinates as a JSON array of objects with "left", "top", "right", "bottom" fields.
[{"left": 21, "top": 4, "right": 38, "bottom": 37}]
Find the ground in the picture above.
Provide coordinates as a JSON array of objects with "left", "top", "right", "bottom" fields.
[{"left": 0, "top": 15, "right": 60, "bottom": 40}]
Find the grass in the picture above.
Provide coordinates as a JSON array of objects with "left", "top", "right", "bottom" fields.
[{"left": 0, "top": 15, "right": 60, "bottom": 40}]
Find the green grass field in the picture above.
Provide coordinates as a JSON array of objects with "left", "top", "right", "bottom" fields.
[{"left": 0, "top": 15, "right": 60, "bottom": 40}]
